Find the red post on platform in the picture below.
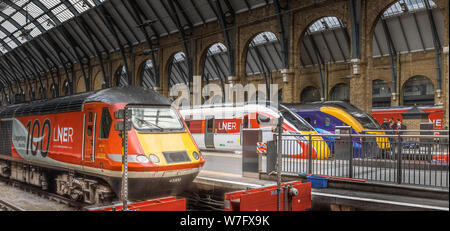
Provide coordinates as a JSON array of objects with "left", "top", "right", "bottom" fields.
[{"left": 224, "top": 181, "right": 311, "bottom": 211}]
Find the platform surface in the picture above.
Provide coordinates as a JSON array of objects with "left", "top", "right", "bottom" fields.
[{"left": 197, "top": 151, "right": 449, "bottom": 211}]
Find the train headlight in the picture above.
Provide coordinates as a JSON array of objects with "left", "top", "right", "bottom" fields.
[
  {"left": 149, "top": 154, "right": 160, "bottom": 164},
  {"left": 193, "top": 151, "right": 200, "bottom": 160},
  {"left": 136, "top": 155, "right": 149, "bottom": 164}
]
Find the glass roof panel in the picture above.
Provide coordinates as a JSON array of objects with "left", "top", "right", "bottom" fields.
[
  {"left": 25, "top": 2, "right": 45, "bottom": 18},
  {"left": 208, "top": 43, "right": 227, "bottom": 55},
  {"left": 70, "top": 0, "right": 93, "bottom": 14},
  {"left": 145, "top": 59, "right": 154, "bottom": 69},
  {"left": 37, "top": 15, "right": 55, "bottom": 30},
  {"left": 52, "top": 4, "right": 73, "bottom": 23},
  {"left": 0, "top": 0, "right": 101, "bottom": 55},
  {"left": 0, "top": 30, "right": 6, "bottom": 39},
  {"left": 1, "top": 20, "right": 16, "bottom": 33},
  {"left": 251, "top": 32, "right": 278, "bottom": 47},
  {"left": 383, "top": 0, "right": 437, "bottom": 17},
  {"left": 308, "top": 16, "right": 345, "bottom": 33},
  {"left": 174, "top": 52, "right": 186, "bottom": 63}
]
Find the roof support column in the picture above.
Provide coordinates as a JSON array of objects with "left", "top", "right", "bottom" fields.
[
  {"left": 128, "top": 0, "right": 161, "bottom": 89},
  {"left": 213, "top": 0, "right": 236, "bottom": 82},
  {"left": 424, "top": 0, "right": 442, "bottom": 103},
  {"left": 381, "top": 17, "right": 399, "bottom": 105},
  {"left": 167, "top": 0, "right": 194, "bottom": 91},
  {"left": 306, "top": 31, "right": 326, "bottom": 101},
  {"left": 99, "top": 6, "right": 131, "bottom": 86},
  {"left": 348, "top": 0, "right": 362, "bottom": 70}
]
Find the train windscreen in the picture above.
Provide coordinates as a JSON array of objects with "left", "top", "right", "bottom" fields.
[
  {"left": 279, "top": 106, "right": 315, "bottom": 132},
  {"left": 131, "top": 107, "right": 185, "bottom": 132},
  {"left": 326, "top": 102, "right": 380, "bottom": 130}
]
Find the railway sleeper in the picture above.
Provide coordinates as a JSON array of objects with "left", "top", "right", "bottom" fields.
[{"left": 55, "top": 173, "right": 114, "bottom": 204}]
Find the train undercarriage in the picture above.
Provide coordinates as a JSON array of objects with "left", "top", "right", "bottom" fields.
[{"left": 0, "top": 160, "right": 115, "bottom": 205}]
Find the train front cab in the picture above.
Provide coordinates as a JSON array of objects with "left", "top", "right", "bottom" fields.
[
  {"left": 82, "top": 102, "right": 205, "bottom": 200},
  {"left": 278, "top": 106, "right": 330, "bottom": 160}
]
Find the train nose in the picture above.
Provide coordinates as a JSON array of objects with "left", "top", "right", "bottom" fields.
[{"left": 136, "top": 132, "right": 201, "bottom": 165}]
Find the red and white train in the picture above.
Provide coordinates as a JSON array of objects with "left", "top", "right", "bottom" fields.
[
  {"left": 180, "top": 103, "right": 330, "bottom": 160},
  {"left": 0, "top": 87, "right": 205, "bottom": 204}
]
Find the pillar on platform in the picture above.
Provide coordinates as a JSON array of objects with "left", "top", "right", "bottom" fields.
[{"left": 281, "top": 69, "right": 295, "bottom": 103}]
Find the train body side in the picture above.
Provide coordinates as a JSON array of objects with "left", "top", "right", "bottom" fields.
[
  {"left": 0, "top": 87, "right": 205, "bottom": 201},
  {"left": 181, "top": 104, "right": 330, "bottom": 160},
  {"left": 371, "top": 106, "right": 444, "bottom": 130}
]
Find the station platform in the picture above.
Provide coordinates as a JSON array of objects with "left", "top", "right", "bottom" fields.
[{"left": 194, "top": 152, "right": 449, "bottom": 211}]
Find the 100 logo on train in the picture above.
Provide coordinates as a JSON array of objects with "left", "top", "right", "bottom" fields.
[
  {"left": 25, "top": 119, "right": 52, "bottom": 157},
  {"left": 12, "top": 118, "right": 74, "bottom": 158}
]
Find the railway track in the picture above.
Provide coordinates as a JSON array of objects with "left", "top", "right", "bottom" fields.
[
  {"left": 0, "top": 177, "right": 88, "bottom": 211},
  {"left": 0, "top": 199, "right": 25, "bottom": 211}
]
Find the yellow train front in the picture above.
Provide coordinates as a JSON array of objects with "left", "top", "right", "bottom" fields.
[{"left": 80, "top": 87, "right": 205, "bottom": 202}]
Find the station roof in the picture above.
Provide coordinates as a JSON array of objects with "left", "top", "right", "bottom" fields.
[
  {"left": 0, "top": 0, "right": 272, "bottom": 88},
  {"left": 0, "top": 0, "right": 446, "bottom": 96}
]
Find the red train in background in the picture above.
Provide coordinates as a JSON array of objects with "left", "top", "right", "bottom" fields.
[
  {"left": 0, "top": 87, "right": 205, "bottom": 204},
  {"left": 371, "top": 106, "right": 444, "bottom": 130}
]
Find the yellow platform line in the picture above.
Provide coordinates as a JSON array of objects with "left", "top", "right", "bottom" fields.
[
  {"left": 201, "top": 152, "right": 242, "bottom": 159},
  {"left": 199, "top": 170, "right": 242, "bottom": 178}
]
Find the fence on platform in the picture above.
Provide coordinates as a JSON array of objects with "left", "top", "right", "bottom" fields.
[{"left": 266, "top": 130, "right": 449, "bottom": 189}]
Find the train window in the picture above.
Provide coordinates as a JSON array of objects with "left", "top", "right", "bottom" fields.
[
  {"left": 257, "top": 113, "right": 271, "bottom": 124},
  {"left": 87, "top": 125, "right": 93, "bottom": 136},
  {"left": 243, "top": 116, "right": 249, "bottom": 128},
  {"left": 88, "top": 112, "right": 93, "bottom": 123},
  {"left": 280, "top": 110, "right": 314, "bottom": 131},
  {"left": 304, "top": 117, "right": 311, "bottom": 124},
  {"left": 99, "top": 108, "right": 112, "bottom": 139},
  {"left": 206, "top": 119, "right": 214, "bottom": 133},
  {"left": 185, "top": 120, "right": 190, "bottom": 129}
]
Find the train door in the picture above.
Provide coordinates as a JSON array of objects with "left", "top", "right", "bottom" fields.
[
  {"left": 205, "top": 116, "right": 215, "bottom": 149},
  {"left": 240, "top": 115, "right": 249, "bottom": 146},
  {"left": 83, "top": 106, "right": 98, "bottom": 166}
]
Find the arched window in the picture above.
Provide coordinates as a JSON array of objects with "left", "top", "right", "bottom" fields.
[
  {"left": 402, "top": 76, "right": 434, "bottom": 106},
  {"left": 246, "top": 32, "right": 283, "bottom": 76},
  {"left": 372, "top": 80, "right": 391, "bottom": 107},
  {"left": 300, "top": 86, "right": 321, "bottom": 103},
  {"left": 169, "top": 52, "right": 189, "bottom": 88},
  {"left": 140, "top": 59, "right": 158, "bottom": 89},
  {"left": 300, "top": 17, "right": 350, "bottom": 67},
  {"left": 373, "top": 0, "right": 443, "bottom": 57},
  {"left": 330, "top": 83, "right": 349, "bottom": 102},
  {"left": 203, "top": 43, "right": 229, "bottom": 83},
  {"left": 115, "top": 66, "right": 128, "bottom": 87}
]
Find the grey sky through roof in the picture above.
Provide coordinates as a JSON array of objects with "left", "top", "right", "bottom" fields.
[{"left": 0, "top": 0, "right": 105, "bottom": 52}]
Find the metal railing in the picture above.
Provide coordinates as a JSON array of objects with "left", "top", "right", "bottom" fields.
[{"left": 267, "top": 132, "right": 449, "bottom": 189}]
